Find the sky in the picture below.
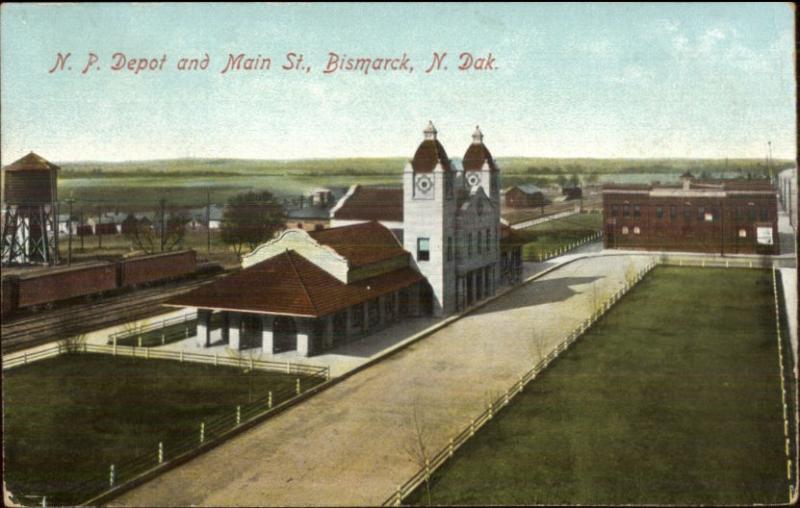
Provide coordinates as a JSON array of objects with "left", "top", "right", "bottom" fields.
[{"left": 0, "top": 2, "right": 796, "bottom": 163}]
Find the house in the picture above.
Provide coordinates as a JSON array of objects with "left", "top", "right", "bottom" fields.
[
  {"left": 602, "top": 172, "right": 779, "bottom": 255},
  {"left": 187, "top": 205, "right": 224, "bottom": 231},
  {"left": 168, "top": 123, "right": 522, "bottom": 357},
  {"left": 504, "top": 184, "right": 548, "bottom": 208},
  {"left": 562, "top": 185, "right": 583, "bottom": 201}
]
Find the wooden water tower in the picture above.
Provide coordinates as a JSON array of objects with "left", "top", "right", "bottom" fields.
[{"left": 1, "top": 152, "right": 60, "bottom": 265}]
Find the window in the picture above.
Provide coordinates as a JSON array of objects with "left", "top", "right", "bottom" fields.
[
  {"left": 467, "top": 233, "right": 473, "bottom": 257},
  {"left": 633, "top": 205, "right": 641, "bottom": 218},
  {"left": 611, "top": 205, "right": 619, "bottom": 217},
  {"left": 655, "top": 207, "right": 664, "bottom": 219},
  {"left": 670, "top": 206, "right": 677, "bottom": 219},
  {"left": 623, "top": 205, "right": 630, "bottom": 217},
  {"left": 446, "top": 236, "right": 453, "bottom": 261},
  {"left": 486, "top": 228, "right": 490, "bottom": 252},
  {"left": 417, "top": 237, "right": 430, "bottom": 261},
  {"left": 622, "top": 226, "right": 629, "bottom": 235},
  {"left": 697, "top": 207, "right": 705, "bottom": 220},
  {"left": 684, "top": 206, "right": 692, "bottom": 221},
  {"left": 760, "top": 208, "right": 769, "bottom": 221},
  {"left": 633, "top": 226, "right": 641, "bottom": 235},
  {"left": 739, "top": 228, "right": 747, "bottom": 238},
  {"left": 477, "top": 231, "right": 482, "bottom": 254},
  {"left": 735, "top": 207, "right": 743, "bottom": 220},
  {"left": 748, "top": 208, "right": 756, "bottom": 222}
]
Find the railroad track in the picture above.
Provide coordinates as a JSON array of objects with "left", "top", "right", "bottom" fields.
[{"left": 1, "top": 273, "right": 228, "bottom": 353}]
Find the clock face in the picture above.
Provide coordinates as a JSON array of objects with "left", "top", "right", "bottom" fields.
[
  {"left": 467, "top": 172, "right": 481, "bottom": 187},
  {"left": 415, "top": 174, "right": 434, "bottom": 198}
]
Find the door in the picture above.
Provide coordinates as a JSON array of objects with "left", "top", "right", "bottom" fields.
[{"left": 273, "top": 316, "right": 297, "bottom": 353}]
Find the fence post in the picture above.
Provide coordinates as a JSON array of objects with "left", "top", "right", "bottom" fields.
[
  {"left": 488, "top": 402, "right": 494, "bottom": 419},
  {"left": 286, "top": 362, "right": 291, "bottom": 374},
  {"left": 296, "top": 378, "right": 301, "bottom": 395},
  {"left": 138, "top": 335, "right": 142, "bottom": 348},
  {"left": 449, "top": 438, "right": 454, "bottom": 457},
  {"left": 158, "top": 442, "right": 163, "bottom": 464},
  {"left": 470, "top": 419, "right": 476, "bottom": 436},
  {"left": 396, "top": 486, "right": 402, "bottom": 506},
  {"left": 23, "top": 352, "right": 27, "bottom": 365},
  {"left": 180, "top": 350, "right": 184, "bottom": 363},
  {"left": 41, "top": 496, "right": 46, "bottom": 507},
  {"left": 214, "top": 353, "right": 218, "bottom": 366},
  {"left": 185, "top": 324, "right": 189, "bottom": 338},
  {"left": 162, "top": 332, "right": 166, "bottom": 345},
  {"left": 109, "top": 464, "right": 115, "bottom": 487},
  {"left": 200, "top": 422, "right": 205, "bottom": 444},
  {"left": 236, "top": 405, "right": 241, "bottom": 425},
  {"left": 268, "top": 391, "right": 273, "bottom": 409}
]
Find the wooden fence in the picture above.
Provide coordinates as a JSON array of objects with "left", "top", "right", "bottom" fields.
[
  {"left": 383, "top": 260, "right": 658, "bottom": 506},
  {"left": 2, "top": 342, "right": 329, "bottom": 379}
]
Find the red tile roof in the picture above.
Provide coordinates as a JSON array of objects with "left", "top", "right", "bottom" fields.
[
  {"left": 411, "top": 139, "right": 452, "bottom": 172},
  {"left": 309, "top": 220, "right": 405, "bottom": 267},
  {"left": 332, "top": 186, "right": 403, "bottom": 223},
  {"left": 166, "top": 250, "right": 423, "bottom": 317},
  {"left": 462, "top": 143, "right": 498, "bottom": 172},
  {"left": 3, "top": 152, "right": 60, "bottom": 172}
]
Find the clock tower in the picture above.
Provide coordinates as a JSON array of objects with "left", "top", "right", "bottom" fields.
[{"left": 403, "top": 121, "right": 457, "bottom": 317}]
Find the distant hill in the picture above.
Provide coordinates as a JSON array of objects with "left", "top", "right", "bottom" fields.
[{"left": 58, "top": 157, "right": 794, "bottom": 179}]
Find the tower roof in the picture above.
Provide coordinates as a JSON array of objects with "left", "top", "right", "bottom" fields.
[
  {"left": 411, "top": 121, "right": 452, "bottom": 172},
  {"left": 462, "top": 126, "right": 498, "bottom": 172},
  {"left": 3, "top": 152, "right": 60, "bottom": 172}
]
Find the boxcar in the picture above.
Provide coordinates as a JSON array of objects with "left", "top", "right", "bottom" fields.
[
  {"left": 119, "top": 249, "right": 197, "bottom": 288},
  {"left": 15, "top": 261, "right": 118, "bottom": 308}
]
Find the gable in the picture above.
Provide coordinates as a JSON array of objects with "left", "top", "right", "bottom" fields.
[{"left": 242, "top": 229, "right": 349, "bottom": 283}]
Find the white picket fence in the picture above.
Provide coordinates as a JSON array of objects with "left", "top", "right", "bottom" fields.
[
  {"left": 2, "top": 343, "right": 329, "bottom": 379},
  {"left": 383, "top": 259, "right": 658, "bottom": 506}
]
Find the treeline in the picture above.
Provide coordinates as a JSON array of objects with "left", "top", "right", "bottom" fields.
[{"left": 58, "top": 157, "right": 794, "bottom": 179}]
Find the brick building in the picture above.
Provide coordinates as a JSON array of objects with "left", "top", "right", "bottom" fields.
[{"left": 602, "top": 173, "right": 779, "bottom": 255}]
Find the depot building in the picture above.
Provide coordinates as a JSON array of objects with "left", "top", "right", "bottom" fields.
[{"left": 168, "top": 123, "right": 524, "bottom": 357}]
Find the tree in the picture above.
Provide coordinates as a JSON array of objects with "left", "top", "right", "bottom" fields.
[
  {"left": 220, "top": 191, "right": 287, "bottom": 256},
  {"left": 124, "top": 204, "right": 189, "bottom": 254}
]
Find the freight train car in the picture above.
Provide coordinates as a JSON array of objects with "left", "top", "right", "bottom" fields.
[
  {"left": 119, "top": 249, "right": 197, "bottom": 287},
  {"left": 1, "top": 249, "right": 204, "bottom": 316},
  {"left": 10, "top": 261, "right": 118, "bottom": 310}
]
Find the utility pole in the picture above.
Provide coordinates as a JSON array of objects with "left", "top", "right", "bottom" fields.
[
  {"left": 97, "top": 205, "right": 103, "bottom": 249},
  {"left": 767, "top": 141, "right": 773, "bottom": 183},
  {"left": 80, "top": 208, "right": 85, "bottom": 251},
  {"left": 66, "top": 199, "right": 74, "bottom": 265},
  {"left": 206, "top": 190, "right": 211, "bottom": 255},
  {"left": 159, "top": 198, "right": 166, "bottom": 252}
]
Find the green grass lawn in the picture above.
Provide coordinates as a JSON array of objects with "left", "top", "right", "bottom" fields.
[
  {"left": 408, "top": 267, "right": 789, "bottom": 505},
  {"left": 517, "top": 213, "right": 602, "bottom": 261},
  {"left": 2, "top": 353, "right": 324, "bottom": 505}
]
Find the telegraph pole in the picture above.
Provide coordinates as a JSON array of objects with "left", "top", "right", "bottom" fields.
[
  {"left": 206, "top": 189, "right": 211, "bottom": 255},
  {"left": 767, "top": 141, "right": 773, "bottom": 183},
  {"left": 159, "top": 198, "right": 166, "bottom": 252},
  {"left": 80, "top": 208, "right": 85, "bottom": 251},
  {"left": 97, "top": 205, "right": 103, "bottom": 249},
  {"left": 66, "top": 199, "right": 74, "bottom": 265}
]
